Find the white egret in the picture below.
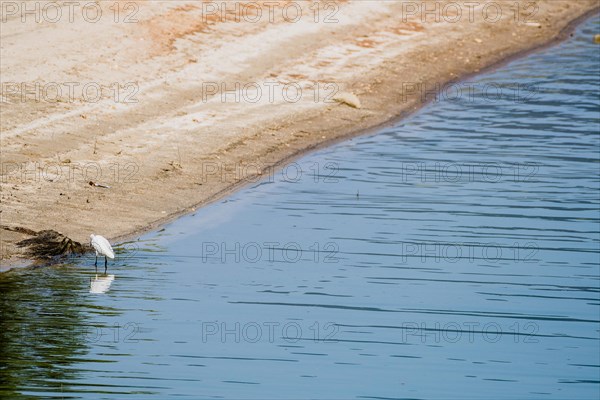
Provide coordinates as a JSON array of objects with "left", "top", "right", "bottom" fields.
[{"left": 90, "top": 234, "right": 115, "bottom": 272}]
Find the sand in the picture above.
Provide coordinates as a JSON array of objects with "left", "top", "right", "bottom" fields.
[{"left": 1, "top": 0, "right": 598, "bottom": 270}]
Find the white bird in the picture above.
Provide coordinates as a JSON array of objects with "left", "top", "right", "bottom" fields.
[{"left": 90, "top": 234, "right": 115, "bottom": 273}]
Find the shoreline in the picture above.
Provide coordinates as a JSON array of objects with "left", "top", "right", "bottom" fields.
[
  {"left": 1, "top": 1, "right": 598, "bottom": 272},
  {"left": 97, "top": 6, "right": 600, "bottom": 251}
]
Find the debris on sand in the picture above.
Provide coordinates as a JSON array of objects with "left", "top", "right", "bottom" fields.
[
  {"left": 13, "top": 229, "right": 90, "bottom": 259},
  {"left": 1, "top": 225, "right": 37, "bottom": 236},
  {"left": 333, "top": 92, "right": 362, "bottom": 109},
  {"left": 89, "top": 181, "right": 111, "bottom": 189},
  {"left": 168, "top": 161, "right": 183, "bottom": 170}
]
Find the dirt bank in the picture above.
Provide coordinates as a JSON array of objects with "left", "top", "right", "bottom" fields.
[{"left": 1, "top": 0, "right": 598, "bottom": 271}]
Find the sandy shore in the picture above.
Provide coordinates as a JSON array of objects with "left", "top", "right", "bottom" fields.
[{"left": 1, "top": 0, "right": 598, "bottom": 270}]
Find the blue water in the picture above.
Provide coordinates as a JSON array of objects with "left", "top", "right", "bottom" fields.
[{"left": 1, "top": 16, "right": 599, "bottom": 400}]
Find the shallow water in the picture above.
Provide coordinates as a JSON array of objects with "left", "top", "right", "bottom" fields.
[{"left": 1, "top": 16, "right": 599, "bottom": 400}]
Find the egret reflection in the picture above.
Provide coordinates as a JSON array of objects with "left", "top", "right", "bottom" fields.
[{"left": 89, "top": 274, "right": 115, "bottom": 294}]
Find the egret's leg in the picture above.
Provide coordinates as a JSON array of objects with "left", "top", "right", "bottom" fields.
[
  {"left": 95, "top": 255, "right": 98, "bottom": 266},
  {"left": 104, "top": 256, "right": 108, "bottom": 274}
]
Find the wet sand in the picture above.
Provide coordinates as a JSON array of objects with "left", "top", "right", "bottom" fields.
[{"left": 1, "top": 0, "right": 598, "bottom": 270}]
